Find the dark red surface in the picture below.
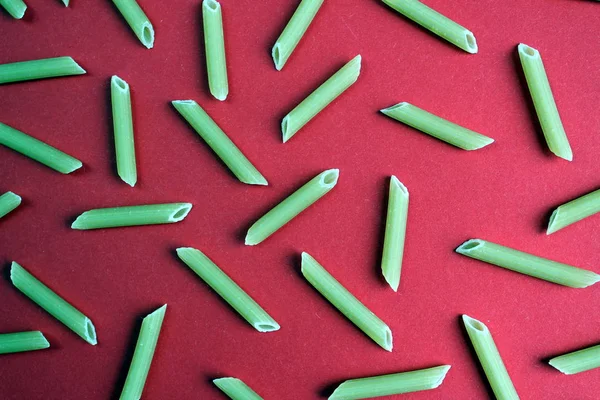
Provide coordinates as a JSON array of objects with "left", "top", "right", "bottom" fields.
[{"left": 1, "top": 0, "right": 600, "bottom": 398}]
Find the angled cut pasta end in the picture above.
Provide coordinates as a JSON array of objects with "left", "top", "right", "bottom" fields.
[
  {"left": 518, "top": 43, "right": 538, "bottom": 59},
  {"left": 272, "top": 43, "right": 284, "bottom": 71},
  {"left": 382, "top": 325, "right": 393, "bottom": 352},
  {"left": 62, "top": 0, "right": 70, "bottom": 6},
  {"left": 213, "top": 377, "right": 239, "bottom": 389},
  {"left": 169, "top": 203, "right": 193, "bottom": 222},
  {"left": 463, "top": 31, "right": 478, "bottom": 54},
  {"left": 455, "top": 239, "right": 483, "bottom": 255},
  {"left": 253, "top": 319, "right": 280, "bottom": 333},
  {"left": 546, "top": 208, "right": 561, "bottom": 235},
  {"left": 281, "top": 115, "right": 294, "bottom": 143},
  {"left": 84, "top": 318, "right": 98, "bottom": 345},
  {"left": 462, "top": 314, "right": 489, "bottom": 335},
  {"left": 380, "top": 101, "right": 409, "bottom": 116},
  {"left": 431, "top": 365, "right": 452, "bottom": 388},
  {"left": 140, "top": 22, "right": 155, "bottom": 49},
  {"left": 71, "top": 211, "right": 89, "bottom": 229},
  {"left": 548, "top": 356, "right": 575, "bottom": 375},
  {"left": 319, "top": 169, "right": 339, "bottom": 189}
]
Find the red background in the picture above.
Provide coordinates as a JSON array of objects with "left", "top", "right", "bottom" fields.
[{"left": 1, "top": 0, "right": 600, "bottom": 398}]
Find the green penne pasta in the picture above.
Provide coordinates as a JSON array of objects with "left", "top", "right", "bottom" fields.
[
  {"left": 380, "top": 102, "right": 494, "bottom": 150},
  {"left": 120, "top": 305, "right": 167, "bottom": 400},
  {"left": 176, "top": 247, "right": 280, "bottom": 332},
  {"left": 381, "top": 176, "right": 409, "bottom": 292},
  {"left": 0, "top": 0, "right": 27, "bottom": 19},
  {"left": 0, "top": 331, "right": 49, "bottom": 355},
  {"left": 382, "top": 0, "right": 477, "bottom": 53},
  {"left": 0, "top": 191, "right": 21, "bottom": 219},
  {"left": 172, "top": 100, "right": 267, "bottom": 185},
  {"left": 10, "top": 262, "right": 97, "bottom": 345},
  {"left": 463, "top": 315, "right": 519, "bottom": 400},
  {"left": 245, "top": 169, "right": 339, "bottom": 245},
  {"left": 547, "top": 188, "right": 600, "bottom": 234},
  {"left": 456, "top": 239, "right": 600, "bottom": 288},
  {"left": 518, "top": 43, "right": 572, "bottom": 161},
  {"left": 203, "top": 0, "right": 228, "bottom": 101},
  {"left": 549, "top": 343, "right": 600, "bottom": 375},
  {"left": 0, "top": 56, "right": 85, "bottom": 84},
  {"left": 112, "top": 0, "right": 154, "bottom": 49},
  {"left": 329, "top": 365, "right": 451, "bottom": 400},
  {"left": 71, "top": 203, "right": 192, "bottom": 230},
  {"left": 111, "top": 75, "right": 137, "bottom": 187},
  {"left": 301, "top": 252, "right": 393, "bottom": 351},
  {"left": 282, "top": 55, "right": 361, "bottom": 142},
  {"left": 61, "top": 0, "right": 69, "bottom": 6},
  {"left": 213, "top": 377, "right": 264, "bottom": 400},
  {"left": 0, "top": 121, "right": 82, "bottom": 174},
  {"left": 271, "top": 0, "right": 324, "bottom": 70}
]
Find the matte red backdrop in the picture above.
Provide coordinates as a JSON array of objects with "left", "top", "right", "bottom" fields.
[{"left": 1, "top": 0, "right": 600, "bottom": 398}]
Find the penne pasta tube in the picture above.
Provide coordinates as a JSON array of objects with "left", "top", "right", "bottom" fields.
[
  {"left": 71, "top": 203, "right": 192, "bottom": 230},
  {"left": 381, "top": 176, "right": 409, "bottom": 292},
  {"left": 456, "top": 239, "right": 600, "bottom": 288},
  {"left": 203, "top": 0, "right": 229, "bottom": 101},
  {"left": 0, "top": 191, "right": 21, "bottom": 219},
  {"left": 120, "top": 305, "right": 167, "bottom": 400},
  {"left": 0, "top": 121, "right": 82, "bottom": 174},
  {"left": 380, "top": 102, "right": 493, "bottom": 150},
  {"left": 0, "top": 331, "right": 49, "bottom": 355},
  {"left": 272, "top": 0, "right": 324, "bottom": 70},
  {"left": 0, "top": 57, "right": 85, "bottom": 84},
  {"left": 245, "top": 169, "right": 338, "bottom": 245},
  {"left": 10, "top": 262, "right": 97, "bottom": 345},
  {"left": 176, "top": 247, "right": 279, "bottom": 332},
  {"left": 112, "top": 0, "right": 154, "bottom": 49},
  {"left": 518, "top": 43, "right": 572, "bottom": 161},
  {"left": 382, "top": 0, "right": 477, "bottom": 53},
  {"left": 329, "top": 365, "right": 451, "bottom": 399},
  {"left": 547, "top": 188, "right": 600, "bottom": 234},
  {"left": 282, "top": 56, "right": 361, "bottom": 142},
  {"left": 111, "top": 75, "right": 138, "bottom": 187},
  {"left": 463, "top": 315, "right": 519, "bottom": 400},
  {"left": 213, "top": 377, "right": 264, "bottom": 400},
  {"left": 301, "top": 252, "right": 393, "bottom": 351}
]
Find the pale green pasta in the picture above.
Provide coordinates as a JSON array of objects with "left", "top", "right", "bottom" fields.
[
  {"left": 456, "top": 239, "right": 600, "bottom": 288},
  {"left": 0, "top": 122, "right": 82, "bottom": 173},
  {"left": 329, "top": 365, "right": 451, "bottom": 400},
  {"left": 245, "top": 169, "right": 339, "bottom": 245},
  {"left": 176, "top": 247, "right": 280, "bottom": 332},
  {"left": 382, "top": 0, "right": 477, "bottom": 53},
  {"left": 272, "top": 0, "right": 324, "bottom": 70},
  {"left": 381, "top": 176, "right": 409, "bottom": 292},
  {"left": 0, "top": 56, "right": 85, "bottom": 84},
  {"left": 380, "top": 102, "right": 494, "bottom": 150},
  {"left": 71, "top": 203, "right": 192, "bottom": 230},
  {"left": 518, "top": 43, "right": 572, "bottom": 161},
  {"left": 120, "top": 305, "right": 166, "bottom": 400},
  {"left": 547, "top": 188, "right": 600, "bottom": 234},
  {"left": 463, "top": 315, "right": 519, "bottom": 400},
  {"left": 0, "top": 331, "right": 49, "bottom": 355},
  {"left": 282, "top": 55, "right": 361, "bottom": 142},
  {"left": 213, "top": 377, "right": 264, "bottom": 400},
  {"left": 203, "top": 0, "right": 228, "bottom": 101},
  {"left": 549, "top": 343, "right": 600, "bottom": 375},
  {"left": 112, "top": 0, "right": 154, "bottom": 49},
  {"left": 301, "top": 252, "right": 393, "bottom": 351},
  {"left": 61, "top": 0, "right": 68, "bottom": 6},
  {"left": 111, "top": 75, "right": 137, "bottom": 187},
  {"left": 0, "top": 0, "right": 27, "bottom": 19},
  {"left": 0, "top": 191, "right": 21, "bottom": 219},
  {"left": 10, "top": 262, "right": 97, "bottom": 345},
  {"left": 172, "top": 100, "right": 268, "bottom": 185}
]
